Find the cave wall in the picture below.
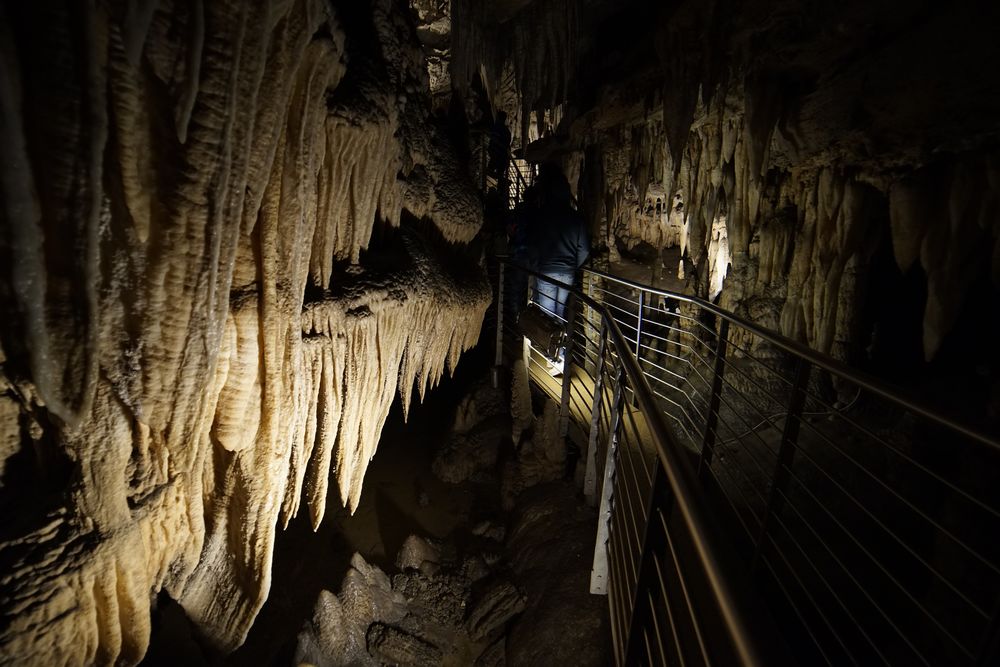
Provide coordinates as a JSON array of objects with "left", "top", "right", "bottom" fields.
[
  {"left": 640, "top": 1, "right": 999, "bottom": 365},
  {"left": 455, "top": 0, "right": 1000, "bottom": 372},
  {"left": 0, "top": 0, "right": 489, "bottom": 663}
]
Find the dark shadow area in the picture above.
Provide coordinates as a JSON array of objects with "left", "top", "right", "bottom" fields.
[{"left": 862, "top": 224, "right": 1000, "bottom": 431}]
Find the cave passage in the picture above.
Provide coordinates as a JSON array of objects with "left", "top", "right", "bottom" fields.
[{"left": 2, "top": 0, "right": 1000, "bottom": 666}]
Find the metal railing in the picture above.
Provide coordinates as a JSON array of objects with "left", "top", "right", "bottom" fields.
[
  {"left": 507, "top": 158, "right": 533, "bottom": 205},
  {"left": 493, "top": 259, "right": 782, "bottom": 666},
  {"left": 572, "top": 266, "right": 1000, "bottom": 666},
  {"left": 479, "top": 130, "right": 533, "bottom": 209}
]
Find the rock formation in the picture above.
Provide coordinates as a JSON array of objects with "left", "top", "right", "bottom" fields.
[
  {"left": 455, "top": 0, "right": 1000, "bottom": 366},
  {"left": 3, "top": 0, "right": 1000, "bottom": 663},
  {"left": 0, "top": 0, "right": 488, "bottom": 663},
  {"left": 294, "top": 537, "right": 520, "bottom": 666}
]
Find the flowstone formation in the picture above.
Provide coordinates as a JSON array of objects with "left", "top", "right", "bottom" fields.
[{"left": 0, "top": 0, "right": 488, "bottom": 663}]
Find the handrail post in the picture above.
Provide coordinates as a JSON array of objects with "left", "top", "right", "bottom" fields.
[
  {"left": 753, "top": 357, "right": 811, "bottom": 571},
  {"left": 590, "top": 360, "right": 626, "bottom": 595},
  {"left": 699, "top": 318, "right": 731, "bottom": 476},
  {"left": 586, "top": 272, "right": 596, "bottom": 376},
  {"left": 584, "top": 320, "right": 609, "bottom": 505},
  {"left": 559, "top": 294, "right": 577, "bottom": 438},
  {"left": 493, "top": 262, "right": 505, "bottom": 388},
  {"left": 635, "top": 288, "right": 645, "bottom": 357}
]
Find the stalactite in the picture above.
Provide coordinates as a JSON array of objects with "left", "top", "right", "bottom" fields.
[
  {"left": 886, "top": 157, "right": 1000, "bottom": 360},
  {"left": 295, "top": 232, "right": 489, "bottom": 521},
  {"left": 508, "top": 0, "right": 580, "bottom": 143},
  {"left": 593, "top": 87, "right": 893, "bottom": 356},
  {"left": 0, "top": 0, "right": 488, "bottom": 663},
  {"left": 450, "top": 0, "right": 580, "bottom": 144},
  {"left": 449, "top": 0, "right": 498, "bottom": 98},
  {"left": 0, "top": 3, "right": 107, "bottom": 427},
  {"left": 671, "top": 4, "right": 1000, "bottom": 362}
]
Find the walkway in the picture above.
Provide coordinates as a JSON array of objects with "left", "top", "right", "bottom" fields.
[{"left": 493, "top": 258, "right": 1000, "bottom": 667}]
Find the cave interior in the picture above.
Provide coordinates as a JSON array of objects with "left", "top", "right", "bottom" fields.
[{"left": 1, "top": 0, "right": 1000, "bottom": 665}]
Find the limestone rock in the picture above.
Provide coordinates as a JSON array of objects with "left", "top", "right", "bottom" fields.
[
  {"left": 471, "top": 520, "right": 506, "bottom": 543},
  {"left": 505, "top": 482, "right": 610, "bottom": 666},
  {"left": 294, "top": 591, "right": 358, "bottom": 667},
  {"left": 465, "top": 580, "right": 527, "bottom": 641},
  {"left": 474, "top": 637, "right": 507, "bottom": 667},
  {"left": 432, "top": 380, "right": 509, "bottom": 483},
  {"left": 295, "top": 553, "right": 410, "bottom": 667},
  {"left": 366, "top": 623, "right": 443, "bottom": 667},
  {"left": 502, "top": 399, "right": 566, "bottom": 509},
  {"left": 396, "top": 535, "right": 444, "bottom": 574},
  {"left": 0, "top": 1, "right": 487, "bottom": 662}
]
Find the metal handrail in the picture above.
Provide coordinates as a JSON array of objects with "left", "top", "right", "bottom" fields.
[
  {"left": 582, "top": 266, "right": 1000, "bottom": 452},
  {"left": 493, "top": 256, "right": 1000, "bottom": 665},
  {"left": 495, "top": 258, "right": 778, "bottom": 666},
  {"left": 605, "top": 298, "right": 769, "bottom": 667},
  {"left": 574, "top": 264, "right": 1000, "bottom": 665}
]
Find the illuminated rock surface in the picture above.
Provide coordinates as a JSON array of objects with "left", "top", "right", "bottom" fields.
[
  {"left": 3, "top": 0, "right": 1000, "bottom": 664},
  {"left": 0, "top": 0, "right": 486, "bottom": 662}
]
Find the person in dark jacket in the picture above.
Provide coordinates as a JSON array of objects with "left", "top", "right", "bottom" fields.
[{"left": 527, "top": 163, "right": 589, "bottom": 319}]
